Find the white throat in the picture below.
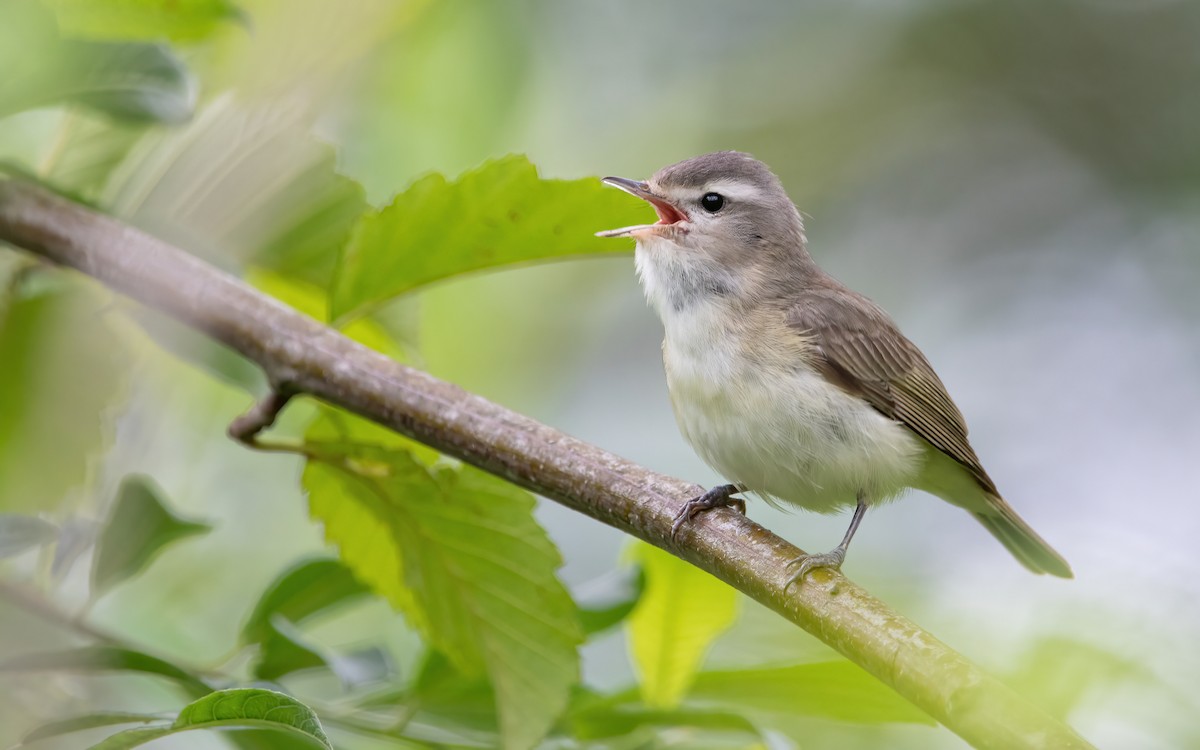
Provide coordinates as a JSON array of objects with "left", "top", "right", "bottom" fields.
[{"left": 633, "top": 236, "right": 739, "bottom": 321}]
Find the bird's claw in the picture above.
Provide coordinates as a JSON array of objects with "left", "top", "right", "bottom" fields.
[
  {"left": 670, "top": 484, "right": 745, "bottom": 542},
  {"left": 784, "top": 547, "right": 846, "bottom": 589}
]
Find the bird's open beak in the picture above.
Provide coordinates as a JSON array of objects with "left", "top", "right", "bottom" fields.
[{"left": 596, "top": 176, "right": 687, "bottom": 238}]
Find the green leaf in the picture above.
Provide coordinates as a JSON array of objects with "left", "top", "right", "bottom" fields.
[
  {"left": 0, "top": 2, "right": 194, "bottom": 123},
  {"left": 60, "top": 41, "right": 194, "bottom": 124},
  {"left": 0, "top": 514, "right": 58, "bottom": 558},
  {"left": 91, "top": 475, "right": 211, "bottom": 594},
  {"left": 249, "top": 602, "right": 392, "bottom": 685},
  {"left": 241, "top": 557, "right": 371, "bottom": 646},
  {"left": 577, "top": 568, "right": 646, "bottom": 636},
  {"left": 0, "top": 281, "right": 131, "bottom": 513},
  {"left": 251, "top": 617, "right": 329, "bottom": 682},
  {"left": 626, "top": 542, "right": 739, "bottom": 709},
  {"left": 83, "top": 689, "right": 330, "bottom": 749},
  {"left": 689, "top": 661, "right": 936, "bottom": 726},
  {"left": 252, "top": 169, "right": 369, "bottom": 287},
  {"left": 330, "top": 154, "right": 647, "bottom": 321},
  {"left": 354, "top": 651, "right": 503, "bottom": 746},
  {"left": 222, "top": 729, "right": 331, "bottom": 750},
  {"left": 0, "top": 645, "right": 211, "bottom": 698},
  {"left": 303, "top": 415, "right": 583, "bottom": 750},
  {"left": 20, "top": 712, "right": 169, "bottom": 745},
  {"left": 172, "top": 689, "right": 330, "bottom": 748},
  {"left": 306, "top": 403, "right": 441, "bottom": 466},
  {"left": 46, "top": 0, "right": 243, "bottom": 43}
]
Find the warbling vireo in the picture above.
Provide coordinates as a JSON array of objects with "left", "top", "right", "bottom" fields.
[{"left": 598, "top": 151, "right": 1071, "bottom": 583}]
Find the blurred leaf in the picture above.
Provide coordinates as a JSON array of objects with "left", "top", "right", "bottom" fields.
[
  {"left": 241, "top": 557, "right": 371, "bottom": 646},
  {"left": 0, "top": 2, "right": 193, "bottom": 122},
  {"left": 1007, "top": 636, "right": 1154, "bottom": 719},
  {"left": 91, "top": 475, "right": 211, "bottom": 594},
  {"left": 330, "top": 154, "right": 646, "bottom": 321},
  {"left": 0, "top": 0, "right": 61, "bottom": 117},
  {"left": 402, "top": 649, "right": 498, "bottom": 736},
  {"left": 626, "top": 542, "right": 738, "bottom": 709},
  {"left": 201, "top": 0, "right": 411, "bottom": 100},
  {"left": 20, "top": 712, "right": 169, "bottom": 745},
  {"left": 123, "top": 308, "right": 264, "bottom": 393},
  {"left": 0, "top": 645, "right": 211, "bottom": 697},
  {"left": 303, "top": 414, "right": 583, "bottom": 750},
  {"left": 689, "top": 661, "right": 935, "bottom": 726},
  {"left": 85, "top": 688, "right": 331, "bottom": 749},
  {"left": 568, "top": 703, "right": 761, "bottom": 742},
  {"left": 43, "top": 112, "right": 145, "bottom": 201},
  {"left": 59, "top": 41, "right": 194, "bottom": 123},
  {"left": 329, "top": 646, "right": 391, "bottom": 690},
  {"left": 577, "top": 567, "right": 646, "bottom": 636},
  {"left": 340, "top": 0, "right": 532, "bottom": 199},
  {"left": 353, "top": 650, "right": 505, "bottom": 747},
  {"left": 251, "top": 616, "right": 328, "bottom": 682},
  {"left": 0, "top": 280, "right": 130, "bottom": 513},
  {"left": 0, "top": 514, "right": 58, "bottom": 558},
  {"left": 251, "top": 614, "right": 392, "bottom": 687},
  {"left": 93, "top": 104, "right": 366, "bottom": 393},
  {"left": 51, "top": 516, "right": 99, "bottom": 578},
  {"left": 103, "top": 95, "right": 365, "bottom": 284},
  {"left": 252, "top": 172, "right": 368, "bottom": 286},
  {"left": 46, "top": 0, "right": 242, "bottom": 43}
]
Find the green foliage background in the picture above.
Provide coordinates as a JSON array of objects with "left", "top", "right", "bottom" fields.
[{"left": 1, "top": 1, "right": 1198, "bottom": 748}]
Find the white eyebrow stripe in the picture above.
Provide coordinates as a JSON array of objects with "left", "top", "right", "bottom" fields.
[{"left": 702, "top": 180, "right": 765, "bottom": 203}]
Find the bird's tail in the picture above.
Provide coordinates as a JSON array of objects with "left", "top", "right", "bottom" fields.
[{"left": 974, "top": 496, "right": 1073, "bottom": 578}]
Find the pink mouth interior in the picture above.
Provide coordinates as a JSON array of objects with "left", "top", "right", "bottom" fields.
[{"left": 648, "top": 197, "right": 686, "bottom": 225}]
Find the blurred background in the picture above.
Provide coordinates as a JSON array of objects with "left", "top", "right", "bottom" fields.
[{"left": 1, "top": 0, "right": 1198, "bottom": 747}]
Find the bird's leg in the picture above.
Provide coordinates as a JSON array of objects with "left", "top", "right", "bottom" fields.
[
  {"left": 785, "top": 494, "right": 868, "bottom": 587},
  {"left": 671, "top": 483, "right": 746, "bottom": 541}
]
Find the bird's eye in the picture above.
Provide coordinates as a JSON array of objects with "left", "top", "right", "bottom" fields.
[{"left": 700, "top": 192, "right": 725, "bottom": 213}]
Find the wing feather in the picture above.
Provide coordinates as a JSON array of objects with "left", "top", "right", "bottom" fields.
[{"left": 787, "top": 286, "right": 997, "bottom": 494}]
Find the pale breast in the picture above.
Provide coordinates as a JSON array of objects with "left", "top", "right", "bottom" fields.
[{"left": 661, "top": 303, "right": 924, "bottom": 513}]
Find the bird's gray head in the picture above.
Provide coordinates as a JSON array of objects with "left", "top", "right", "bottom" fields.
[{"left": 598, "top": 151, "right": 811, "bottom": 312}]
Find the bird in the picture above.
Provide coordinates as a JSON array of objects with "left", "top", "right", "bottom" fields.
[{"left": 597, "top": 151, "right": 1072, "bottom": 584}]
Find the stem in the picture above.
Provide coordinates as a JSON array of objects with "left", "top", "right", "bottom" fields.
[
  {"left": 0, "top": 578, "right": 117, "bottom": 645},
  {"left": 0, "top": 578, "right": 232, "bottom": 681},
  {"left": 0, "top": 178, "right": 1094, "bottom": 750}
]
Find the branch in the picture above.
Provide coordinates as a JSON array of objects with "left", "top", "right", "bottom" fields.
[{"left": 0, "top": 178, "right": 1093, "bottom": 750}]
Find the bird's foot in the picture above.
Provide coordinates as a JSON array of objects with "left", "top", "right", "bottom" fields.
[
  {"left": 784, "top": 546, "right": 846, "bottom": 589},
  {"left": 784, "top": 498, "right": 867, "bottom": 589},
  {"left": 671, "top": 484, "right": 745, "bottom": 541}
]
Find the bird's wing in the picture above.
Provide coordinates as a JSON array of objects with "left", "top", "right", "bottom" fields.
[{"left": 787, "top": 286, "right": 997, "bottom": 494}]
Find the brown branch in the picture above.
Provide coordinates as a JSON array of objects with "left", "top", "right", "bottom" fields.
[
  {"left": 0, "top": 178, "right": 1094, "bottom": 750},
  {"left": 228, "top": 390, "right": 293, "bottom": 446}
]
